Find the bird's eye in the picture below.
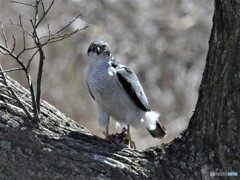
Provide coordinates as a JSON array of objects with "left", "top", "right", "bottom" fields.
[{"left": 102, "top": 44, "right": 106, "bottom": 49}]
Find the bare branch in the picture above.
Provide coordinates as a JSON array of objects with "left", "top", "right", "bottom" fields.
[
  {"left": 29, "top": 1, "right": 47, "bottom": 113},
  {"left": 0, "top": 65, "right": 33, "bottom": 119},
  {"left": 28, "top": 79, "right": 39, "bottom": 120},
  {"left": 0, "top": 21, "right": 8, "bottom": 48},
  {"left": 0, "top": 44, "right": 39, "bottom": 119},
  {"left": 35, "top": 45, "right": 45, "bottom": 113},
  {"left": 1, "top": 0, "right": 86, "bottom": 121},
  {"left": 10, "top": 0, "right": 35, "bottom": 7},
  {"left": 27, "top": 27, "right": 44, "bottom": 114}
]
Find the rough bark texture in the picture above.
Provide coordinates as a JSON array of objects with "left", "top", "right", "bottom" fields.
[{"left": 0, "top": 0, "right": 239, "bottom": 179}]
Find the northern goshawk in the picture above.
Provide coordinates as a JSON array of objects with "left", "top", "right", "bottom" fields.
[{"left": 86, "top": 40, "right": 167, "bottom": 146}]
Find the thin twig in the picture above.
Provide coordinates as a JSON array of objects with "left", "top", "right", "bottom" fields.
[
  {"left": 46, "top": 20, "right": 51, "bottom": 39},
  {"left": 47, "top": 26, "right": 88, "bottom": 44},
  {"left": 44, "top": 0, "right": 55, "bottom": 15},
  {"left": 0, "top": 44, "right": 26, "bottom": 69},
  {"left": 9, "top": 19, "right": 32, "bottom": 37},
  {"left": 27, "top": 49, "right": 39, "bottom": 70},
  {"left": 19, "top": 14, "right": 22, "bottom": 25},
  {"left": 11, "top": 34, "right": 16, "bottom": 53},
  {"left": 10, "top": 0, "right": 35, "bottom": 7},
  {"left": 40, "top": 22, "right": 87, "bottom": 41},
  {"left": 22, "top": 30, "right": 26, "bottom": 50},
  {"left": 33, "top": 0, "right": 40, "bottom": 26},
  {"left": 40, "top": 0, "right": 45, "bottom": 13},
  {"left": 0, "top": 21, "right": 8, "bottom": 48},
  {"left": 17, "top": 46, "right": 37, "bottom": 59},
  {"left": 55, "top": 13, "right": 82, "bottom": 34},
  {"left": 36, "top": 0, "right": 55, "bottom": 27},
  {"left": 0, "top": 48, "right": 9, "bottom": 55},
  {"left": 16, "top": 15, "right": 27, "bottom": 58},
  {"left": 0, "top": 65, "right": 33, "bottom": 119},
  {"left": 0, "top": 67, "right": 23, "bottom": 73},
  {"left": 19, "top": 15, "right": 26, "bottom": 50}
]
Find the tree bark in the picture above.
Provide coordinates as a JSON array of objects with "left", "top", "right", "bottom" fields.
[{"left": 0, "top": 0, "right": 239, "bottom": 179}]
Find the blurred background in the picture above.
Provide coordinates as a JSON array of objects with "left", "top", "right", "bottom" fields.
[{"left": 0, "top": 0, "right": 214, "bottom": 149}]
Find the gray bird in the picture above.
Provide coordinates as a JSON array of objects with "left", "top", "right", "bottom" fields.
[{"left": 86, "top": 40, "right": 166, "bottom": 143}]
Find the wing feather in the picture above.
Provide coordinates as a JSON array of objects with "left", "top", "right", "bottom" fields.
[{"left": 115, "top": 65, "right": 150, "bottom": 111}]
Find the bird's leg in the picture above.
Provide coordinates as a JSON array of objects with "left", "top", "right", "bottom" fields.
[
  {"left": 105, "top": 126, "right": 109, "bottom": 138},
  {"left": 104, "top": 126, "right": 115, "bottom": 144},
  {"left": 126, "top": 124, "right": 131, "bottom": 141},
  {"left": 123, "top": 124, "right": 136, "bottom": 149},
  {"left": 104, "top": 126, "right": 112, "bottom": 141}
]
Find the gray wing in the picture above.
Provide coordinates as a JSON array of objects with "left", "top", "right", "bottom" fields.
[{"left": 115, "top": 64, "right": 150, "bottom": 111}]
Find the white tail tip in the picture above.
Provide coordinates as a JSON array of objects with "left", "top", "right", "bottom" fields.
[{"left": 145, "top": 111, "right": 160, "bottom": 130}]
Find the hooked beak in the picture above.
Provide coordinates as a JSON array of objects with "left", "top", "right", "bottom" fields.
[{"left": 96, "top": 46, "right": 101, "bottom": 55}]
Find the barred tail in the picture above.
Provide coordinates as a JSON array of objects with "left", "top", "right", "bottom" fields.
[{"left": 145, "top": 111, "right": 167, "bottom": 139}]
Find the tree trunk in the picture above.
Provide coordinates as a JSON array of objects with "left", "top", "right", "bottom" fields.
[{"left": 0, "top": 0, "right": 239, "bottom": 179}]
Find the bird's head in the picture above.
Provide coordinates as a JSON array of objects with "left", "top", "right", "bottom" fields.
[{"left": 87, "top": 40, "right": 111, "bottom": 60}]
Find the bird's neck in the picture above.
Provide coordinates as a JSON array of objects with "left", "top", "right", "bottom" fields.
[
  {"left": 87, "top": 58, "right": 111, "bottom": 84},
  {"left": 89, "top": 58, "right": 109, "bottom": 69}
]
